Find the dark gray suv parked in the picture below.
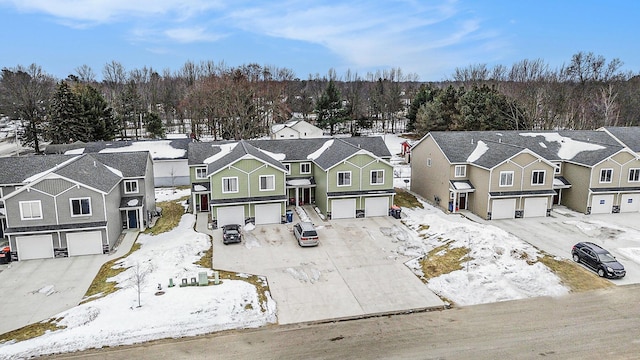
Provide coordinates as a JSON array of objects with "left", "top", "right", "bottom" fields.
[{"left": 571, "top": 242, "right": 625, "bottom": 278}]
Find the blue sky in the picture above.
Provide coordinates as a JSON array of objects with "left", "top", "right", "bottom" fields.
[{"left": 1, "top": 0, "right": 638, "bottom": 81}]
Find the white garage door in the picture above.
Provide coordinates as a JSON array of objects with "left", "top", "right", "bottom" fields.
[
  {"left": 524, "top": 197, "right": 548, "bottom": 218},
  {"left": 255, "top": 203, "right": 282, "bottom": 225},
  {"left": 491, "top": 199, "right": 516, "bottom": 220},
  {"left": 67, "top": 231, "right": 103, "bottom": 257},
  {"left": 365, "top": 197, "right": 389, "bottom": 217},
  {"left": 591, "top": 194, "right": 614, "bottom": 214},
  {"left": 332, "top": 199, "right": 356, "bottom": 219},
  {"left": 217, "top": 206, "right": 245, "bottom": 227},
  {"left": 16, "top": 235, "right": 54, "bottom": 260},
  {"left": 620, "top": 194, "right": 640, "bottom": 213}
]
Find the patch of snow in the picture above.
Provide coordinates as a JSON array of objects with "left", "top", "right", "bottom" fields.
[
  {"left": 127, "top": 199, "right": 139, "bottom": 207},
  {"left": 99, "top": 141, "right": 186, "bottom": 160},
  {"left": 64, "top": 148, "right": 85, "bottom": 155},
  {"left": 154, "top": 187, "right": 190, "bottom": 202},
  {"left": 194, "top": 184, "right": 207, "bottom": 192},
  {"left": 257, "top": 148, "right": 286, "bottom": 161},
  {"left": 204, "top": 143, "right": 237, "bottom": 164},
  {"left": 295, "top": 206, "right": 310, "bottom": 222},
  {"left": 466, "top": 140, "right": 489, "bottom": 163},
  {"left": 307, "top": 139, "right": 334, "bottom": 160},
  {"left": 520, "top": 133, "right": 605, "bottom": 160},
  {"left": 105, "top": 165, "right": 123, "bottom": 178},
  {"left": 244, "top": 223, "right": 255, "bottom": 232},
  {"left": 538, "top": 142, "right": 547, "bottom": 149},
  {"left": 286, "top": 179, "right": 311, "bottom": 186},
  {"left": 452, "top": 181, "right": 471, "bottom": 190}
]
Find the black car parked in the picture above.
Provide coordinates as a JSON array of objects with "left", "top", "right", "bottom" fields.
[
  {"left": 571, "top": 242, "right": 625, "bottom": 278},
  {"left": 222, "top": 224, "right": 242, "bottom": 245}
]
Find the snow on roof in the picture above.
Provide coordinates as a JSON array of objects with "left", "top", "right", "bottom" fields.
[
  {"left": 553, "top": 178, "right": 564, "bottom": 186},
  {"left": 127, "top": 198, "right": 139, "bottom": 206},
  {"left": 64, "top": 148, "right": 85, "bottom": 155},
  {"left": 105, "top": 165, "right": 123, "bottom": 178},
  {"left": 452, "top": 181, "right": 472, "bottom": 189},
  {"left": 307, "top": 139, "right": 334, "bottom": 160},
  {"left": 194, "top": 184, "right": 207, "bottom": 191},
  {"left": 99, "top": 141, "right": 186, "bottom": 159},
  {"left": 520, "top": 133, "right": 605, "bottom": 159},
  {"left": 203, "top": 143, "right": 237, "bottom": 164},
  {"left": 258, "top": 148, "right": 286, "bottom": 161},
  {"left": 23, "top": 156, "right": 80, "bottom": 183},
  {"left": 271, "top": 124, "right": 286, "bottom": 133},
  {"left": 466, "top": 140, "right": 489, "bottom": 163},
  {"left": 287, "top": 178, "right": 312, "bottom": 186}
]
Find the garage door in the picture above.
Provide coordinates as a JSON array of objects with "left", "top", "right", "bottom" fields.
[
  {"left": 255, "top": 203, "right": 282, "bottom": 225},
  {"left": 524, "top": 197, "right": 548, "bottom": 218},
  {"left": 67, "top": 231, "right": 103, "bottom": 257},
  {"left": 365, "top": 197, "right": 389, "bottom": 217},
  {"left": 491, "top": 199, "right": 516, "bottom": 220},
  {"left": 16, "top": 235, "right": 54, "bottom": 260},
  {"left": 216, "top": 206, "right": 245, "bottom": 227},
  {"left": 620, "top": 194, "right": 640, "bottom": 213},
  {"left": 331, "top": 199, "right": 356, "bottom": 219},
  {"left": 591, "top": 194, "right": 614, "bottom": 214}
]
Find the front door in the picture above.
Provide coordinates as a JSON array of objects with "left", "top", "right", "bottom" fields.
[
  {"left": 128, "top": 209, "right": 138, "bottom": 229},
  {"left": 200, "top": 194, "right": 209, "bottom": 212},
  {"left": 459, "top": 193, "right": 467, "bottom": 209}
]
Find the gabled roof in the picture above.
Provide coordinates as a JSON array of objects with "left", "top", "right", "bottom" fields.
[
  {"left": 53, "top": 154, "right": 122, "bottom": 193},
  {"left": 92, "top": 152, "right": 151, "bottom": 178},
  {"left": 45, "top": 139, "right": 192, "bottom": 160},
  {"left": 206, "top": 140, "right": 287, "bottom": 176},
  {"left": 427, "top": 130, "right": 624, "bottom": 167},
  {"left": 188, "top": 141, "right": 235, "bottom": 165},
  {"left": 0, "top": 154, "right": 72, "bottom": 185},
  {"left": 601, "top": 126, "right": 640, "bottom": 152}
]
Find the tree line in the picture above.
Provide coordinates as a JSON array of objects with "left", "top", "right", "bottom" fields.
[{"left": 1, "top": 51, "right": 639, "bottom": 153}]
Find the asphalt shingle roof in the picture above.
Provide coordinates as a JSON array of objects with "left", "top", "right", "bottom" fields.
[
  {"left": 45, "top": 138, "right": 192, "bottom": 160},
  {"left": 206, "top": 140, "right": 287, "bottom": 175},
  {"left": 92, "top": 152, "right": 150, "bottom": 178},
  {"left": 0, "top": 154, "right": 72, "bottom": 184},
  {"left": 54, "top": 154, "right": 122, "bottom": 193},
  {"left": 603, "top": 126, "right": 640, "bottom": 152}
]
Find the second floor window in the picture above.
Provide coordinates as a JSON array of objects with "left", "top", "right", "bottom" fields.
[
  {"left": 71, "top": 198, "right": 91, "bottom": 216},
  {"left": 532, "top": 170, "right": 545, "bottom": 185},
  {"left": 629, "top": 168, "right": 640, "bottom": 182},
  {"left": 371, "top": 170, "right": 384, "bottom": 185},
  {"left": 284, "top": 164, "right": 291, "bottom": 175},
  {"left": 124, "top": 180, "right": 138, "bottom": 194},
  {"left": 499, "top": 171, "right": 514, "bottom": 187},
  {"left": 338, "top": 171, "right": 351, "bottom": 186},
  {"left": 259, "top": 175, "right": 275, "bottom": 191},
  {"left": 600, "top": 169, "right": 613, "bottom": 183},
  {"left": 20, "top": 200, "right": 42, "bottom": 220},
  {"left": 222, "top": 177, "right": 238, "bottom": 193},
  {"left": 300, "top": 162, "right": 311, "bottom": 174},
  {"left": 195, "top": 167, "right": 207, "bottom": 179},
  {"left": 454, "top": 165, "right": 466, "bottom": 178}
]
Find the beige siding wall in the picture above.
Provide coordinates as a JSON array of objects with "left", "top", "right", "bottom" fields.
[
  {"left": 562, "top": 163, "right": 591, "bottom": 213},
  {"left": 468, "top": 166, "right": 490, "bottom": 218},
  {"left": 410, "top": 136, "right": 451, "bottom": 211}
]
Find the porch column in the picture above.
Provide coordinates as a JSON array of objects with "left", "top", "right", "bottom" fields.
[{"left": 295, "top": 187, "right": 300, "bottom": 207}]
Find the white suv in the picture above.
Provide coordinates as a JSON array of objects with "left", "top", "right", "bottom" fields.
[{"left": 293, "top": 222, "right": 319, "bottom": 247}]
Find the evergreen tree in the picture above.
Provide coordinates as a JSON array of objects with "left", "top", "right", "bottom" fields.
[
  {"left": 407, "top": 84, "right": 436, "bottom": 131},
  {"left": 145, "top": 111, "right": 165, "bottom": 139},
  {"left": 47, "top": 81, "right": 86, "bottom": 144},
  {"left": 315, "top": 79, "right": 346, "bottom": 135},
  {"left": 76, "top": 85, "right": 118, "bottom": 141}
]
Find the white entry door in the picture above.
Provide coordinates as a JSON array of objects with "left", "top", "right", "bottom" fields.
[
  {"left": 255, "top": 203, "right": 282, "bottom": 225},
  {"left": 524, "top": 197, "right": 548, "bottom": 218},
  {"left": 365, "top": 197, "right": 389, "bottom": 217},
  {"left": 216, "top": 206, "right": 245, "bottom": 227},
  {"left": 491, "top": 199, "right": 516, "bottom": 220},
  {"left": 16, "top": 235, "right": 54, "bottom": 260},
  {"left": 67, "top": 231, "right": 104, "bottom": 256},
  {"left": 331, "top": 199, "right": 356, "bottom": 219},
  {"left": 591, "top": 194, "right": 613, "bottom": 214}
]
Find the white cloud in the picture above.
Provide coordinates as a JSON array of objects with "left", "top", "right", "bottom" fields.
[{"left": 164, "top": 27, "right": 226, "bottom": 43}]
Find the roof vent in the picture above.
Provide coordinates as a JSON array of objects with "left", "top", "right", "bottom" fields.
[{"left": 471, "top": 138, "right": 474, "bottom": 144}]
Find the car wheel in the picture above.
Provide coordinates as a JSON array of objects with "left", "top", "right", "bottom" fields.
[
  {"left": 597, "top": 268, "right": 606, "bottom": 277},
  {"left": 572, "top": 254, "right": 580, "bottom": 262}
]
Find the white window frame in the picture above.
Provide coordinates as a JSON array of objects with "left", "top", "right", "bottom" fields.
[
  {"left": 629, "top": 168, "right": 640, "bottom": 182},
  {"left": 337, "top": 171, "right": 352, "bottom": 187},
  {"left": 195, "top": 167, "right": 207, "bottom": 179},
  {"left": 259, "top": 175, "right": 276, "bottom": 191},
  {"left": 499, "top": 171, "right": 514, "bottom": 187},
  {"left": 222, "top": 177, "right": 239, "bottom": 193},
  {"left": 284, "top": 164, "right": 291, "bottom": 175},
  {"left": 19, "top": 200, "right": 43, "bottom": 220},
  {"left": 370, "top": 170, "right": 385, "bottom": 185},
  {"left": 531, "top": 170, "right": 545, "bottom": 186},
  {"left": 70, "top": 197, "right": 92, "bottom": 217},
  {"left": 599, "top": 168, "right": 613, "bottom": 183},
  {"left": 124, "top": 180, "right": 138, "bottom": 194},
  {"left": 454, "top": 165, "right": 467, "bottom": 178},
  {"left": 300, "top": 162, "right": 311, "bottom": 174},
  {"left": 553, "top": 162, "right": 561, "bottom": 174}
]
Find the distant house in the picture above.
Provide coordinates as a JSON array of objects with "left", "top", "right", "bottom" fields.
[
  {"left": 270, "top": 119, "right": 324, "bottom": 139},
  {"left": 187, "top": 136, "right": 394, "bottom": 227},
  {"left": 411, "top": 130, "right": 640, "bottom": 219},
  {"left": 45, "top": 139, "right": 192, "bottom": 186},
  {"left": 0, "top": 152, "right": 155, "bottom": 260}
]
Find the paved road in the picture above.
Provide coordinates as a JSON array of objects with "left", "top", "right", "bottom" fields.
[{"left": 48, "top": 284, "right": 640, "bottom": 359}]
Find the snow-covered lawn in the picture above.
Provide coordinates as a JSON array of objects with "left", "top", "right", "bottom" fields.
[{"left": 0, "top": 134, "right": 571, "bottom": 358}]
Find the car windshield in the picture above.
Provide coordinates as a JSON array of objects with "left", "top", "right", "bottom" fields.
[{"left": 598, "top": 252, "right": 616, "bottom": 263}]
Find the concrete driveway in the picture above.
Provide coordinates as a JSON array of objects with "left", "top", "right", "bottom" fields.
[
  {"left": 0, "top": 231, "right": 138, "bottom": 335},
  {"left": 212, "top": 212, "right": 444, "bottom": 325},
  {"left": 486, "top": 207, "right": 640, "bottom": 285}
]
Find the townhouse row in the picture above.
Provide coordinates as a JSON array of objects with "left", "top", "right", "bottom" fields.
[{"left": 410, "top": 127, "right": 640, "bottom": 219}]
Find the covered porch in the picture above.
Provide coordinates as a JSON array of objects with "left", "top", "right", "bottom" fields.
[{"left": 286, "top": 177, "right": 316, "bottom": 206}]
